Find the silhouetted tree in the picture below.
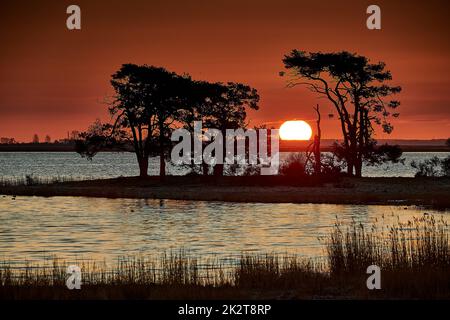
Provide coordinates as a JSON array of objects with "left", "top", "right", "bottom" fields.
[
  {"left": 203, "top": 82, "right": 259, "bottom": 176},
  {"left": 0, "top": 137, "right": 16, "bottom": 144},
  {"left": 109, "top": 64, "right": 187, "bottom": 177},
  {"left": 77, "top": 65, "right": 158, "bottom": 177},
  {"left": 282, "top": 50, "right": 402, "bottom": 177},
  {"left": 176, "top": 80, "right": 218, "bottom": 175},
  {"left": 312, "top": 105, "right": 321, "bottom": 174},
  {"left": 177, "top": 81, "right": 259, "bottom": 176},
  {"left": 32, "top": 134, "right": 39, "bottom": 144},
  {"left": 149, "top": 71, "right": 193, "bottom": 177},
  {"left": 177, "top": 80, "right": 216, "bottom": 131},
  {"left": 76, "top": 119, "right": 131, "bottom": 161},
  {"left": 69, "top": 131, "right": 80, "bottom": 141},
  {"left": 77, "top": 64, "right": 192, "bottom": 177},
  {"left": 77, "top": 64, "right": 259, "bottom": 178},
  {"left": 44, "top": 135, "right": 51, "bottom": 143}
]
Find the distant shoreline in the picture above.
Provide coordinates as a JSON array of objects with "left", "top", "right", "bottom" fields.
[
  {"left": 1, "top": 142, "right": 449, "bottom": 153},
  {"left": 1, "top": 176, "right": 449, "bottom": 208}
]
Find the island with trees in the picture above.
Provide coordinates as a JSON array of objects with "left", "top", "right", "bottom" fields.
[{"left": 1, "top": 51, "right": 449, "bottom": 209}]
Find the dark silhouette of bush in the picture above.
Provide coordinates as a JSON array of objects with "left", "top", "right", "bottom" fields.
[
  {"left": 411, "top": 156, "right": 450, "bottom": 177},
  {"left": 279, "top": 153, "right": 309, "bottom": 177}
]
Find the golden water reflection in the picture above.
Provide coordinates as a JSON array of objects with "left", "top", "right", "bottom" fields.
[{"left": 0, "top": 196, "right": 448, "bottom": 265}]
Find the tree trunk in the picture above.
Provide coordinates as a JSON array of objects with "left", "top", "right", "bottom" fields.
[
  {"left": 159, "top": 122, "right": 166, "bottom": 178},
  {"left": 213, "top": 164, "right": 224, "bottom": 176},
  {"left": 202, "top": 163, "right": 209, "bottom": 175},
  {"left": 159, "top": 153, "right": 166, "bottom": 177},
  {"left": 138, "top": 156, "right": 149, "bottom": 177},
  {"left": 347, "top": 128, "right": 358, "bottom": 176},
  {"left": 354, "top": 159, "right": 363, "bottom": 178},
  {"left": 346, "top": 145, "right": 356, "bottom": 176},
  {"left": 313, "top": 105, "right": 321, "bottom": 175},
  {"left": 346, "top": 161, "right": 354, "bottom": 176},
  {"left": 355, "top": 94, "right": 364, "bottom": 178},
  {"left": 314, "top": 135, "right": 321, "bottom": 174},
  {"left": 213, "top": 129, "right": 226, "bottom": 176}
]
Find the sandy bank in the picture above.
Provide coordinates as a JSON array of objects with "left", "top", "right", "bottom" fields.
[{"left": 1, "top": 176, "right": 449, "bottom": 208}]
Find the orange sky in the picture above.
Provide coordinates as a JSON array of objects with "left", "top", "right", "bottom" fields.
[{"left": 0, "top": 0, "right": 449, "bottom": 142}]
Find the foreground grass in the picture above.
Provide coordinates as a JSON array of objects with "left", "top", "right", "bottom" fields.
[
  {"left": 1, "top": 215, "right": 449, "bottom": 299},
  {"left": 0, "top": 175, "right": 85, "bottom": 187}
]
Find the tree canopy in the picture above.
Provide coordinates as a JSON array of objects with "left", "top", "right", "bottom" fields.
[
  {"left": 76, "top": 64, "right": 259, "bottom": 177},
  {"left": 282, "top": 50, "right": 402, "bottom": 176}
]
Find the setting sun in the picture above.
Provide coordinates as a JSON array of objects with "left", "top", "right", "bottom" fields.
[{"left": 279, "top": 120, "right": 313, "bottom": 140}]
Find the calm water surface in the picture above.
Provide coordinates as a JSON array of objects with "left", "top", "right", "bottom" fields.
[
  {"left": 1, "top": 152, "right": 449, "bottom": 266},
  {"left": 1, "top": 152, "right": 449, "bottom": 180},
  {"left": 0, "top": 196, "right": 448, "bottom": 265}
]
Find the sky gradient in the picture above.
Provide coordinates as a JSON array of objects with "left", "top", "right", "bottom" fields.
[{"left": 0, "top": 0, "right": 449, "bottom": 142}]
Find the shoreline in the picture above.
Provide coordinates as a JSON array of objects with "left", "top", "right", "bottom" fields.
[
  {"left": 1, "top": 141, "right": 449, "bottom": 153},
  {"left": 1, "top": 176, "right": 449, "bottom": 208},
  {"left": 1, "top": 147, "right": 449, "bottom": 153}
]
